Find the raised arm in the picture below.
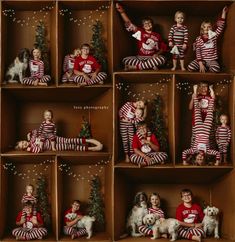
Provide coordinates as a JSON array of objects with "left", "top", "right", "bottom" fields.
[{"left": 116, "top": 3, "right": 132, "bottom": 25}]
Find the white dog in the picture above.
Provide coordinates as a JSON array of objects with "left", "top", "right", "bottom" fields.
[
  {"left": 202, "top": 206, "right": 219, "bottom": 239},
  {"left": 5, "top": 48, "right": 30, "bottom": 84},
  {"left": 151, "top": 218, "right": 180, "bottom": 241},
  {"left": 77, "top": 215, "right": 96, "bottom": 239}
]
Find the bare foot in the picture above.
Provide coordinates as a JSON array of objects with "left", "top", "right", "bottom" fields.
[
  {"left": 215, "top": 160, "right": 220, "bottom": 166},
  {"left": 71, "top": 234, "right": 77, "bottom": 240},
  {"left": 38, "top": 82, "right": 48, "bottom": 86},
  {"left": 183, "top": 161, "right": 189, "bottom": 166},
  {"left": 192, "top": 235, "right": 201, "bottom": 242},
  {"left": 171, "top": 67, "right": 176, "bottom": 71},
  {"left": 125, "top": 65, "right": 137, "bottom": 71},
  {"left": 181, "top": 67, "right": 186, "bottom": 71},
  {"left": 125, "top": 154, "right": 130, "bottom": 163}
]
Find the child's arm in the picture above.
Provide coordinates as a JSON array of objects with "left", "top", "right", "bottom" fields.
[
  {"left": 168, "top": 26, "right": 174, "bottom": 47},
  {"left": 63, "top": 55, "right": 69, "bottom": 73},
  {"left": 183, "top": 26, "right": 189, "bottom": 49},
  {"left": 116, "top": 3, "right": 132, "bottom": 25}
]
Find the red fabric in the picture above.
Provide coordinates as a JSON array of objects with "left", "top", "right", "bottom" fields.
[
  {"left": 132, "top": 133, "right": 160, "bottom": 150},
  {"left": 16, "top": 211, "right": 44, "bottom": 227},
  {"left": 74, "top": 55, "right": 100, "bottom": 73},
  {"left": 64, "top": 208, "right": 83, "bottom": 224}
]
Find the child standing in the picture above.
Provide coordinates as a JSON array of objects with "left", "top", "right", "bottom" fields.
[
  {"left": 73, "top": 43, "right": 107, "bottom": 86},
  {"left": 138, "top": 193, "right": 165, "bottom": 236},
  {"left": 188, "top": 6, "right": 228, "bottom": 73},
  {"left": 22, "top": 48, "right": 51, "bottom": 86},
  {"left": 168, "top": 11, "right": 188, "bottom": 71},
  {"left": 216, "top": 114, "right": 231, "bottom": 163},
  {"left": 176, "top": 188, "right": 205, "bottom": 242},
  {"left": 116, "top": 3, "right": 167, "bottom": 70},
  {"left": 38, "top": 110, "right": 57, "bottom": 151},
  {"left": 62, "top": 48, "right": 81, "bottom": 83}
]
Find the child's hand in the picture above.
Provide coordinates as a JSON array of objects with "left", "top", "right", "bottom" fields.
[
  {"left": 27, "top": 147, "right": 31, "bottom": 152},
  {"left": 199, "top": 62, "right": 206, "bottom": 73},
  {"left": 116, "top": 3, "right": 124, "bottom": 13},
  {"left": 82, "top": 73, "right": 90, "bottom": 81},
  {"left": 193, "top": 85, "right": 198, "bottom": 95},
  {"left": 20, "top": 217, "right": 26, "bottom": 224},
  {"left": 31, "top": 217, "right": 38, "bottom": 225},
  {"left": 27, "top": 132, "right": 31, "bottom": 141},
  {"left": 222, "top": 6, "right": 228, "bottom": 15},
  {"left": 182, "top": 43, "right": 187, "bottom": 50},
  {"left": 169, "top": 42, "right": 173, "bottom": 47},
  {"left": 91, "top": 72, "right": 97, "bottom": 81}
]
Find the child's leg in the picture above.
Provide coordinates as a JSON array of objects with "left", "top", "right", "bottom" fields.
[
  {"left": 120, "top": 121, "right": 133, "bottom": 160},
  {"left": 39, "top": 75, "right": 51, "bottom": 85},
  {"left": 182, "top": 148, "right": 194, "bottom": 165},
  {"left": 188, "top": 60, "right": 200, "bottom": 72},
  {"left": 150, "top": 152, "right": 168, "bottom": 164},
  {"left": 85, "top": 72, "right": 107, "bottom": 85},
  {"left": 130, "top": 154, "right": 147, "bottom": 167},
  {"left": 12, "top": 227, "right": 27, "bottom": 240},
  {"left": 73, "top": 75, "right": 86, "bottom": 85},
  {"left": 180, "top": 59, "right": 186, "bottom": 71},
  {"left": 51, "top": 141, "right": 56, "bottom": 151},
  {"left": 138, "top": 225, "right": 153, "bottom": 236},
  {"left": 139, "top": 55, "right": 166, "bottom": 70},
  {"left": 122, "top": 56, "right": 142, "bottom": 68},
  {"left": 22, "top": 77, "right": 37, "bottom": 86},
  {"left": 207, "top": 60, "right": 220, "bottom": 73},
  {"left": 27, "top": 228, "right": 47, "bottom": 240},
  {"left": 171, "top": 58, "right": 177, "bottom": 70},
  {"left": 207, "top": 149, "right": 221, "bottom": 166}
]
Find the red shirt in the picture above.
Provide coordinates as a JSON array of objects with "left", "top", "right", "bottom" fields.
[
  {"left": 176, "top": 203, "right": 204, "bottom": 224},
  {"left": 64, "top": 208, "right": 83, "bottom": 225},
  {"left": 74, "top": 55, "right": 100, "bottom": 74},
  {"left": 16, "top": 211, "right": 44, "bottom": 228},
  {"left": 132, "top": 133, "right": 160, "bottom": 151}
]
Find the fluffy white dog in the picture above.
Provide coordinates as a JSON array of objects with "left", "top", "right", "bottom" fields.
[
  {"left": 202, "top": 206, "right": 219, "bottom": 239},
  {"left": 77, "top": 215, "right": 96, "bottom": 239},
  {"left": 151, "top": 218, "right": 180, "bottom": 241}
]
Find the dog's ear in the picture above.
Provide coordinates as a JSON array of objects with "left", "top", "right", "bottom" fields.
[
  {"left": 143, "top": 215, "right": 147, "bottom": 225},
  {"left": 18, "top": 49, "right": 24, "bottom": 62},
  {"left": 213, "top": 207, "right": 219, "bottom": 215}
]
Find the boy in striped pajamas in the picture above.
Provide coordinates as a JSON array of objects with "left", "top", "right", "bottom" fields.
[
  {"left": 182, "top": 86, "right": 220, "bottom": 166},
  {"left": 63, "top": 200, "right": 87, "bottom": 239},
  {"left": 216, "top": 114, "right": 231, "bottom": 163},
  {"left": 176, "top": 189, "right": 205, "bottom": 242},
  {"left": 116, "top": 3, "right": 167, "bottom": 71},
  {"left": 119, "top": 101, "right": 147, "bottom": 162},
  {"left": 73, "top": 43, "right": 107, "bottom": 86},
  {"left": 12, "top": 201, "right": 47, "bottom": 240},
  {"left": 168, "top": 11, "right": 188, "bottom": 71},
  {"left": 22, "top": 48, "right": 51, "bottom": 86},
  {"left": 62, "top": 48, "right": 80, "bottom": 83},
  {"left": 188, "top": 6, "right": 228, "bottom": 73},
  {"left": 130, "top": 121, "right": 168, "bottom": 167}
]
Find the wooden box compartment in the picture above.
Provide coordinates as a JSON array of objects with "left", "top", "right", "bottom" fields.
[
  {"left": 114, "top": 73, "right": 174, "bottom": 165},
  {"left": 113, "top": 1, "right": 235, "bottom": 72},
  {"left": 57, "top": 156, "right": 112, "bottom": 241},
  {"left": 1, "top": 87, "right": 113, "bottom": 154},
  {"left": 174, "top": 73, "right": 234, "bottom": 166},
  {"left": 58, "top": 1, "right": 112, "bottom": 85},
  {"left": 0, "top": 155, "right": 56, "bottom": 241},
  {"left": 114, "top": 168, "right": 235, "bottom": 241},
  {"left": 1, "top": 1, "right": 57, "bottom": 85}
]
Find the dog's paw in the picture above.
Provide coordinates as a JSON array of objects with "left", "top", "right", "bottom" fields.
[
  {"left": 215, "top": 235, "right": 220, "bottom": 239},
  {"left": 151, "top": 237, "right": 156, "bottom": 240},
  {"left": 86, "top": 236, "right": 91, "bottom": 239}
]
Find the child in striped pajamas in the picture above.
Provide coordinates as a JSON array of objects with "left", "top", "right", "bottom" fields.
[
  {"left": 168, "top": 11, "right": 188, "bottom": 71},
  {"left": 182, "top": 86, "right": 220, "bottom": 166},
  {"left": 64, "top": 200, "right": 87, "bottom": 240},
  {"left": 188, "top": 6, "right": 228, "bottom": 73},
  {"left": 22, "top": 48, "right": 51, "bottom": 86},
  {"left": 216, "top": 114, "right": 231, "bottom": 163},
  {"left": 119, "top": 101, "right": 147, "bottom": 162},
  {"left": 62, "top": 48, "right": 81, "bottom": 83},
  {"left": 12, "top": 202, "right": 47, "bottom": 240},
  {"left": 116, "top": 3, "right": 167, "bottom": 71},
  {"left": 73, "top": 43, "right": 107, "bottom": 86},
  {"left": 176, "top": 189, "right": 205, "bottom": 242},
  {"left": 138, "top": 193, "right": 166, "bottom": 236},
  {"left": 130, "top": 121, "right": 168, "bottom": 167},
  {"left": 38, "top": 110, "right": 57, "bottom": 151}
]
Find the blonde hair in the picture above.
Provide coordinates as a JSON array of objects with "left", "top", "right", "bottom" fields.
[
  {"left": 26, "top": 184, "right": 34, "bottom": 191},
  {"left": 175, "top": 11, "right": 185, "bottom": 21},
  {"left": 44, "top": 109, "right": 53, "bottom": 118},
  {"left": 73, "top": 48, "right": 81, "bottom": 57},
  {"left": 32, "top": 48, "right": 42, "bottom": 59},
  {"left": 149, "top": 192, "right": 161, "bottom": 207},
  {"left": 15, "top": 140, "right": 26, "bottom": 150},
  {"left": 200, "top": 21, "right": 212, "bottom": 35}
]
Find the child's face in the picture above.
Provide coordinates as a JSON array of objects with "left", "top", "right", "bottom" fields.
[
  {"left": 202, "top": 23, "right": 212, "bottom": 35},
  {"left": 199, "top": 83, "right": 208, "bottom": 95},
  {"left": 142, "top": 20, "right": 153, "bottom": 32},
  {"left": 175, "top": 13, "right": 184, "bottom": 25},
  {"left": 220, "top": 115, "right": 228, "bottom": 125},
  {"left": 135, "top": 109, "right": 143, "bottom": 118},
  {"left": 181, "top": 192, "right": 192, "bottom": 203},
  {"left": 26, "top": 185, "right": 34, "bottom": 195},
  {"left": 33, "top": 49, "right": 41, "bottom": 59},
  {"left": 44, "top": 111, "right": 52, "bottom": 121},
  {"left": 138, "top": 125, "right": 147, "bottom": 136},
  {"left": 136, "top": 101, "right": 145, "bottom": 109},
  {"left": 18, "top": 140, "right": 29, "bottom": 149},
  {"left": 24, "top": 205, "right": 33, "bottom": 215},
  {"left": 150, "top": 195, "right": 160, "bottom": 207},
  {"left": 71, "top": 202, "right": 80, "bottom": 212},
  {"left": 195, "top": 153, "right": 205, "bottom": 165},
  {"left": 81, "top": 46, "right": 90, "bottom": 55}
]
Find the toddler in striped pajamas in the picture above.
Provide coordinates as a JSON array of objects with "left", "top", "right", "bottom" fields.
[
  {"left": 176, "top": 188, "right": 205, "bottom": 242},
  {"left": 12, "top": 201, "right": 47, "bottom": 240},
  {"left": 168, "top": 11, "right": 188, "bottom": 71},
  {"left": 216, "top": 114, "right": 231, "bottom": 163},
  {"left": 73, "top": 43, "right": 107, "bottom": 86},
  {"left": 62, "top": 48, "right": 81, "bottom": 83},
  {"left": 38, "top": 110, "right": 56, "bottom": 151},
  {"left": 116, "top": 3, "right": 167, "bottom": 71},
  {"left": 188, "top": 6, "right": 228, "bottom": 73},
  {"left": 182, "top": 85, "right": 220, "bottom": 166},
  {"left": 22, "top": 48, "right": 51, "bottom": 86},
  {"left": 130, "top": 121, "right": 168, "bottom": 167},
  {"left": 64, "top": 200, "right": 87, "bottom": 239},
  {"left": 138, "top": 193, "right": 166, "bottom": 236},
  {"left": 119, "top": 101, "right": 147, "bottom": 162}
]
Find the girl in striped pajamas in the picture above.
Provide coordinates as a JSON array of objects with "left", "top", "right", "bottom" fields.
[
  {"left": 64, "top": 200, "right": 87, "bottom": 240},
  {"left": 22, "top": 48, "right": 51, "bottom": 86},
  {"left": 138, "top": 193, "right": 166, "bottom": 236},
  {"left": 38, "top": 110, "right": 57, "bottom": 151},
  {"left": 182, "top": 86, "right": 220, "bottom": 166},
  {"left": 116, "top": 3, "right": 167, "bottom": 71},
  {"left": 168, "top": 11, "right": 188, "bottom": 71},
  {"left": 130, "top": 121, "right": 168, "bottom": 167},
  {"left": 12, "top": 202, "right": 47, "bottom": 240},
  {"left": 216, "top": 114, "right": 231, "bottom": 163},
  {"left": 119, "top": 101, "right": 147, "bottom": 162},
  {"left": 188, "top": 6, "right": 228, "bottom": 73},
  {"left": 62, "top": 48, "right": 81, "bottom": 83},
  {"left": 176, "top": 188, "right": 205, "bottom": 242},
  {"left": 73, "top": 43, "right": 107, "bottom": 86}
]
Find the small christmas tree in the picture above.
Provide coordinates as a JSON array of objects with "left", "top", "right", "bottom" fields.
[
  {"left": 79, "top": 117, "right": 92, "bottom": 138},
  {"left": 34, "top": 20, "right": 50, "bottom": 74},
  {"left": 87, "top": 176, "right": 105, "bottom": 231},
  {"left": 91, "top": 20, "right": 107, "bottom": 72},
  {"left": 36, "top": 176, "right": 51, "bottom": 230},
  {"left": 150, "top": 95, "right": 168, "bottom": 152}
]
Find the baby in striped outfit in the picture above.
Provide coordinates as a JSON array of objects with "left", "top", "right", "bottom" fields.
[{"left": 216, "top": 114, "right": 231, "bottom": 163}]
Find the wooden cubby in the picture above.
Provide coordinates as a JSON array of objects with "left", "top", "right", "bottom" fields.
[{"left": 0, "top": 0, "right": 235, "bottom": 242}]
